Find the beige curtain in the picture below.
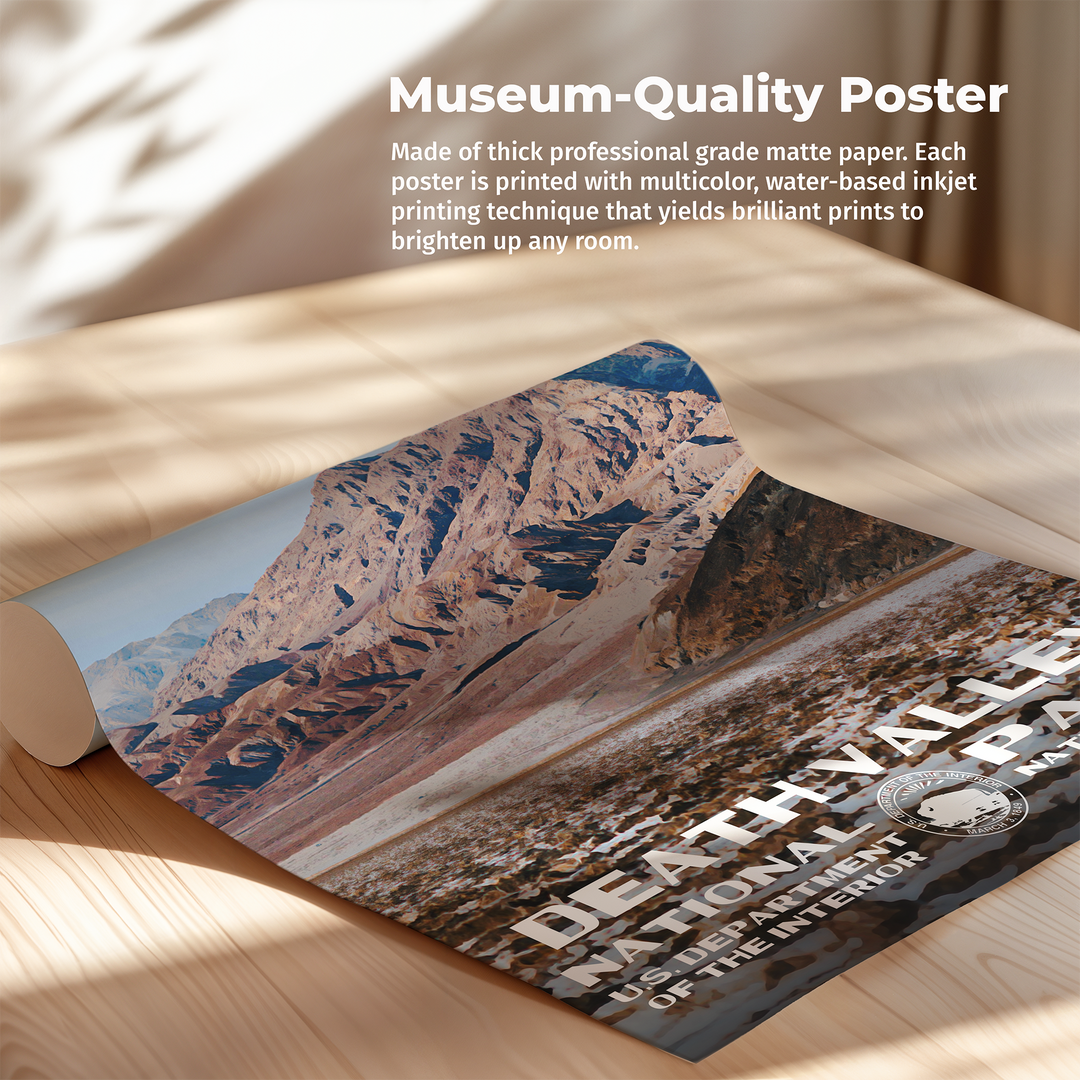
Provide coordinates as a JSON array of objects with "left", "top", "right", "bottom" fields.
[{"left": 854, "top": 0, "right": 1078, "bottom": 328}]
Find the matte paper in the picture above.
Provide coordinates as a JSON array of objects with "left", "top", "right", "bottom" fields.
[{"left": 19, "top": 343, "right": 1079, "bottom": 1060}]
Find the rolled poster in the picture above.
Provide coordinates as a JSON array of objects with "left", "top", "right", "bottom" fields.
[{"left": 4, "top": 342, "right": 1076, "bottom": 1061}]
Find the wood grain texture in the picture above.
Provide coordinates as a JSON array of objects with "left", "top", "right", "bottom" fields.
[{"left": 2, "top": 220, "right": 1078, "bottom": 1078}]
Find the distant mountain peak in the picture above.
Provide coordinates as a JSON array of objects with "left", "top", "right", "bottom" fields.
[
  {"left": 554, "top": 341, "right": 719, "bottom": 399},
  {"left": 82, "top": 592, "right": 247, "bottom": 733}
]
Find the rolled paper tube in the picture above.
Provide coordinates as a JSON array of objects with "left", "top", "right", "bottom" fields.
[
  {"left": 0, "top": 602, "right": 107, "bottom": 765},
  {"left": 4, "top": 470, "right": 323, "bottom": 764},
  {"left": 2, "top": 341, "right": 1077, "bottom": 1062}
]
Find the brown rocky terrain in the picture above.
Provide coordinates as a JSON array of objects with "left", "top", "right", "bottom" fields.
[
  {"left": 121, "top": 354, "right": 756, "bottom": 857},
  {"left": 116, "top": 349, "right": 952, "bottom": 871},
  {"left": 83, "top": 593, "right": 245, "bottom": 736},
  {"left": 640, "top": 470, "right": 955, "bottom": 670}
]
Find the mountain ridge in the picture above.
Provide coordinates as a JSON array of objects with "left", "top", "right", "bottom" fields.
[
  {"left": 124, "top": 373, "right": 750, "bottom": 858},
  {"left": 84, "top": 593, "right": 246, "bottom": 732}
]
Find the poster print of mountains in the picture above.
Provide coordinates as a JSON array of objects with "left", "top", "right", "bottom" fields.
[{"left": 92, "top": 342, "right": 1079, "bottom": 1061}]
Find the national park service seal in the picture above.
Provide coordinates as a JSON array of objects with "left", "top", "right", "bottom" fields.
[{"left": 876, "top": 770, "right": 1028, "bottom": 836}]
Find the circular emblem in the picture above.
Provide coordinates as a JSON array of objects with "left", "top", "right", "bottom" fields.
[{"left": 876, "top": 770, "right": 1028, "bottom": 837}]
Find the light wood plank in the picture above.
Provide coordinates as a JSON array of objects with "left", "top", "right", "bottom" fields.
[{"left": 2, "top": 219, "right": 1078, "bottom": 1078}]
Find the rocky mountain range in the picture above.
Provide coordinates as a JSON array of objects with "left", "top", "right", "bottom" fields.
[
  {"left": 641, "top": 469, "right": 955, "bottom": 669},
  {"left": 115, "top": 346, "right": 744, "bottom": 844},
  {"left": 111, "top": 344, "right": 951, "bottom": 870},
  {"left": 83, "top": 593, "right": 245, "bottom": 735}
]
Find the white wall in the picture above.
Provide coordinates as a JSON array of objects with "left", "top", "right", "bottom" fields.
[{"left": 2, "top": 0, "right": 1075, "bottom": 342}]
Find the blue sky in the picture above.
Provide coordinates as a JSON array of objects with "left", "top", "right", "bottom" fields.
[{"left": 17, "top": 475, "right": 318, "bottom": 671}]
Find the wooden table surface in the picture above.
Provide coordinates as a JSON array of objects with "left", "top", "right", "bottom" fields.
[{"left": 2, "top": 220, "right": 1078, "bottom": 1079}]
